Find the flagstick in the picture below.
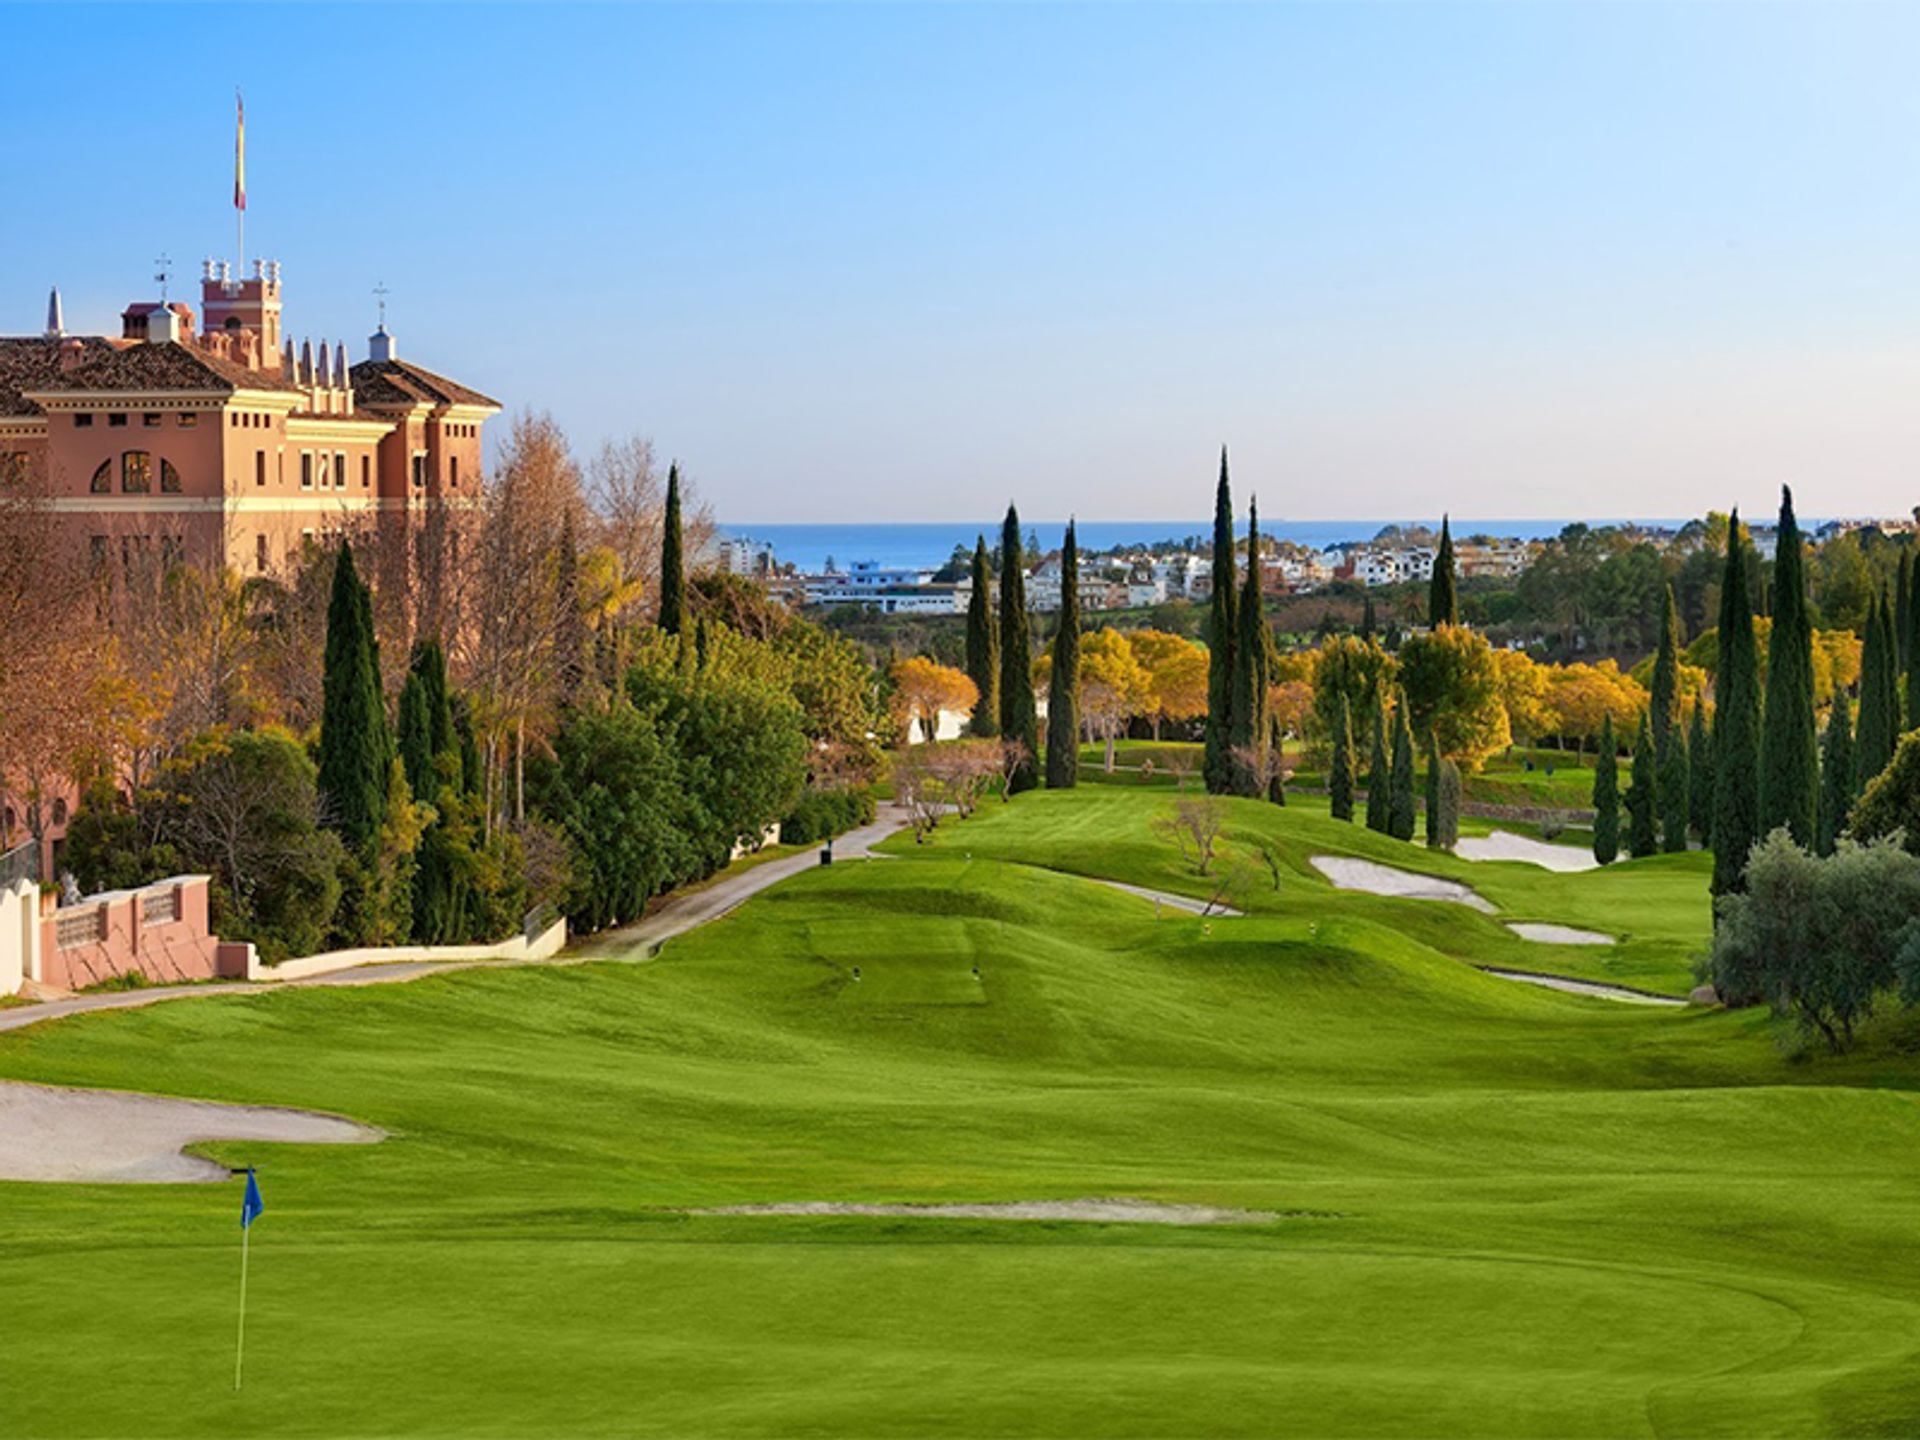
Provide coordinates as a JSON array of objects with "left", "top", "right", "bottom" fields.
[{"left": 234, "top": 1218, "right": 251, "bottom": 1392}]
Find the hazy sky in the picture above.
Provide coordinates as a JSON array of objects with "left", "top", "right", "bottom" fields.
[{"left": 6, "top": 3, "right": 1920, "bottom": 523}]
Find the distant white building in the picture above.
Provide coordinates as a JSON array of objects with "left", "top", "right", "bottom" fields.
[
  {"left": 717, "top": 535, "right": 775, "bottom": 576},
  {"left": 802, "top": 559, "right": 963, "bottom": 612}
]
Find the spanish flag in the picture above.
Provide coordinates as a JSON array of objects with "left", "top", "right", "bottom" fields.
[{"left": 234, "top": 91, "right": 246, "bottom": 212}]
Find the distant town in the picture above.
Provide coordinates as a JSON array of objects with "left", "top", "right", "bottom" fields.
[{"left": 718, "top": 514, "right": 1920, "bottom": 617}]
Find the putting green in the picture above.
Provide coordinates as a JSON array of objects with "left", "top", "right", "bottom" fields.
[{"left": 3, "top": 788, "right": 1919, "bottom": 1438}]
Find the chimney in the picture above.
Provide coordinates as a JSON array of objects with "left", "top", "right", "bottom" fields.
[
  {"left": 44, "top": 286, "right": 63, "bottom": 338},
  {"left": 368, "top": 324, "right": 396, "bottom": 363},
  {"left": 148, "top": 307, "right": 183, "bottom": 343}
]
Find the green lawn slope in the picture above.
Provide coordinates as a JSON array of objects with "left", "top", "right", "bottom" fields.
[{"left": 2, "top": 790, "right": 1919, "bottom": 1437}]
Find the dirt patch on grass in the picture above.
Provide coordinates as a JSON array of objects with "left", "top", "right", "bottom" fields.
[
  {"left": 1506, "top": 922, "right": 1614, "bottom": 946},
  {"left": 685, "top": 1198, "right": 1280, "bottom": 1226},
  {"left": 0, "top": 1081, "right": 384, "bottom": 1183},
  {"left": 1309, "top": 856, "right": 1497, "bottom": 913},
  {"left": 1456, "top": 830, "right": 1598, "bottom": 873}
]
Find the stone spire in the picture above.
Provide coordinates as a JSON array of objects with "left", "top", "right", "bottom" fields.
[
  {"left": 316, "top": 340, "right": 331, "bottom": 387},
  {"left": 335, "top": 341, "right": 348, "bottom": 384},
  {"left": 44, "top": 286, "right": 63, "bottom": 338},
  {"left": 299, "top": 338, "right": 314, "bottom": 385}
]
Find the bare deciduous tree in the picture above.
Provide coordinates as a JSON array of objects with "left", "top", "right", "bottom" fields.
[{"left": 1153, "top": 795, "right": 1226, "bottom": 876}]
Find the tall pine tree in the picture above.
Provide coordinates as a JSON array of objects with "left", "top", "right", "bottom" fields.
[
  {"left": 1387, "top": 694, "right": 1416, "bottom": 841},
  {"left": 1688, "top": 703, "right": 1713, "bottom": 845},
  {"left": 1816, "top": 698, "right": 1854, "bottom": 857},
  {"left": 1898, "top": 550, "right": 1913, "bottom": 678},
  {"left": 1424, "top": 729, "right": 1444, "bottom": 849},
  {"left": 1428, "top": 515, "right": 1458, "bottom": 628},
  {"left": 1627, "top": 712, "right": 1658, "bottom": 858},
  {"left": 1710, "top": 512, "right": 1761, "bottom": 899},
  {"left": 1758, "top": 486, "right": 1817, "bottom": 846},
  {"left": 1660, "top": 722, "right": 1689, "bottom": 853},
  {"left": 1203, "top": 448, "right": 1237, "bottom": 794},
  {"left": 1045, "top": 522, "right": 1081, "bottom": 788},
  {"left": 317, "top": 541, "right": 391, "bottom": 854},
  {"left": 1329, "top": 693, "right": 1356, "bottom": 822},
  {"left": 1650, "top": 583, "right": 1682, "bottom": 762},
  {"left": 1227, "top": 499, "right": 1270, "bottom": 796},
  {"left": 1365, "top": 692, "right": 1390, "bottom": 833},
  {"left": 1855, "top": 588, "right": 1898, "bottom": 793},
  {"left": 998, "top": 504, "right": 1039, "bottom": 792},
  {"left": 1592, "top": 714, "right": 1620, "bottom": 865},
  {"left": 1906, "top": 555, "right": 1920, "bottom": 728},
  {"left": 658, "top": 462, "right": 686, "bottom": 635},
  {"left": 964, "top": 536, "right": 999, "bottom": 737}
]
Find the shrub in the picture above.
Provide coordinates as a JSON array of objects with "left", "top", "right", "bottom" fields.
[{"left": 780, "top": 787, "right": 877, "bottom": 845}]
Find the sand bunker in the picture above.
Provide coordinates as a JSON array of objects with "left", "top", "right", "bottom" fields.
[
  {"left": 1478, "top": 967, "right": 1685, "bottom": 1007},
  {"left": 1506, "top": 921, "right": 1614, "bottom": 946},
  {"left": 0, "top": 1081, "right": 383, "bottom": 1183},
  {"left": 1309, "top": 857, "right": 1496, "bottom": 913},
  {"left": 685, "top": 1198, "right": 1277, "bottom": 1226},
  {"left": 1456, "top": 831, "right": 1598, "bottom": 873}
]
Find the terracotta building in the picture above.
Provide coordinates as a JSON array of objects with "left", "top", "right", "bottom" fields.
[{"left": 0, "top": 261, "right": 499, "bottom": 580}]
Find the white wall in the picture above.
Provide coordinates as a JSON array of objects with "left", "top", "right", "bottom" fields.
[{"left": 0, "top": 878, "right": 38, "bottom": 996}]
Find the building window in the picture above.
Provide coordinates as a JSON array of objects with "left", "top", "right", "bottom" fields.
[
  {"left": 161, "top": 535, "right": 183, "bottom": 569},
  {"left": 449, "top": 455, "right": 459, "bottom": 489},
  {"left": 335, "top": 451, "right": 347, "bottom": 490},
  {"left": 256, "top": 533, "right": 268, "bottom": 573},
  {"left": 230, "top": 413, "right": 240, "bottom": 429},
  {"left": 74, "top": 413, "right": 92, "bottom": 429},
  {"left": 316, "top": 452, "right": 330, "bottom": 489},
  {"left": 90, "top": 459, "right": 111, "bottom": 493},
  {"left": 108, "top": 413, "right": 127, "bottom": 428},
  {"left": 300, "top": 452, "right": 314, "bottom": 489},
  {"left": 143, "top": 413, "right": 161, "bottom": 428},
  {"left": 411, "top": 452, "right": 427, "bottom": 488},
  {"left": 89, "top": 535, "right": 108, "bottom": 571},
  {"left": 122, "top": 451, "right": 151, "bottom": 493},
  {"left": 52, "top": 797, "right": 67, "bottom": 827},
  {"left": 255, "top": 451, "right": 266, "bottom": 487},
  {"left": 0, "top": 452, "right": 25, "bottom": 484},
  {"left": 160, "top": 458, "right": 182, "bottom": 494},
  {"left": 361, "top": 455, "right": 371, "bottom": 488},
  {"left": 178, "top": 413, "right": 198, "bottom": 429}
]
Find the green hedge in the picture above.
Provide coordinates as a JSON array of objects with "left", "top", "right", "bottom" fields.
[{"left": 780, "top": 787, "right": 877, "bottom": 845}]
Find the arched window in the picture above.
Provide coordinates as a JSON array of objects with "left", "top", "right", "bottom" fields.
[
  {"left": 90, "top": 459, "right": 110, "bottom": 493},
  {"left": 122, "top": 451, "right": 151, "bottom": 493},
  {"left": 160, "top": 458, "right": 181, "bottom": 494},
  {"left": 51, "top": 797, "right": 67, "bottom": 826}
]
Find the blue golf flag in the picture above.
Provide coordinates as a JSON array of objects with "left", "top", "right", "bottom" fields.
[{"left": 240, "top": 1169, "right": 263, "bottom": 1230}]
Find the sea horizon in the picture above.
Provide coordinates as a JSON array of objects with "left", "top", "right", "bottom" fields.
[{"left": 719, "top": 518, "right": 1699, "bottom": 575}]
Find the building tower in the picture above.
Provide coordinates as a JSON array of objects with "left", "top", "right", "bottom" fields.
[{"left": 44, "top": 286, "right": 62, "bottom": 338}]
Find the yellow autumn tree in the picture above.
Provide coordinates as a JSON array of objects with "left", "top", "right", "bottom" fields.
[{"left": 890, "top": 656, "right": 979, "bottom": 746}]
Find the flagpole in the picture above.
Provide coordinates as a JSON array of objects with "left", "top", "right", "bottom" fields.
[{"left": 234, "top": 1216, "right": 250, "bottom": 1391}]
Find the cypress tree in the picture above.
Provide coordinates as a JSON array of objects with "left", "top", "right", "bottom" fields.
[
  {"left": 398, "top": 671, "right": 433, "bottom": 800},
  {"left": 1906, "top": 557, "right": 1920, "bottom": 727},
  {"left": 1688, "top": 702, "right": 1713, "bottom": 845},
  {"left": 1434, "top": 758, "right": 1462, "bottom": 852},
  {"left": 1627, "top": 712, "right": 1657, "bottom": 858},
  {"left": 317, "top": 541, "right": 391, "bottom": 854},
  {"left": 1649, "top": 583, "right": 1682, "bottom": 763},
  {"left": 1592, "top": 714, "right": 1620, "bottom": 865},
  {"left": 1387, "top": 693, "right": 1416, "bottom": 841},
  {"left": 1816, "top": 698, "right": 1854, "bottom": 857},
  {"left": 1045, "top": 521, "right": 1081, "bottom": 789},
  {"left": 1360, "top": 593, "right": 1376, "bottom": 641},
  {"left": 1711, "top": 511, "right": 1761, "bottom": 899},
  {"left": 1856, "top": 589, "right": 1896, "bottom": 794},
  {"left": 1428, "top": 515, "right": 1457, "bottom": 628},
  {"left": 1267, "top": 711, "right": 1287, "bottom": 806},
  {"left": 1203, "top": 448, "right": 1237, "bottom": 793},
  {"left": 658, "top": 462, "right": 685, "bottom": 635},
  {"left": 1898, "top": 550, "right": 1913, "bottom": 677},
  {"left": 997, "top": 504, "right": 1039, "bottom": 792},
  {"left": 415, "top": 636, "right": 452, "bottom": 757},
  {"left": 1424, "top": 729, "right": 1443, "bottom": 849},
  {"left": 1365, "top": 693, "right": 1390, "bottom": 833},
  {"left": 1659, "top": 722, "right": 1689, "bottom": 853},
  {"left": 1329, "top": 693, "right": 1356, "bottom": 822},
  {"left": 965, "top": 536, "right": 999, "bottom": 737},
  {"left": 1228, "top": 499, "right": 1270, "bottom": 795},
  {"left": 1758, "top": 486, "right": 1817, "bottom": 846}
]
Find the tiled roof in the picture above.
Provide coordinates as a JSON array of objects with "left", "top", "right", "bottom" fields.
[
  {"left": 349, "top": 358, "right": 499, "bottom": 411},
  {"left": 31, "top": 341, "right": 300, "bottom": 398},
  {"left": 0, "top": 336, "right": 115, "bottom": 416}
]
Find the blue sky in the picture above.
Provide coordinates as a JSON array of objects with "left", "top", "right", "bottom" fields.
[{"left": 5, "top": 3, "right": 1920, "bottom": 523}]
